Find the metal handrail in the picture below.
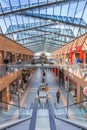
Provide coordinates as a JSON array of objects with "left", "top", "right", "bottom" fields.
[
  {"left": 55, "top": 115, "right": 87, "bottom": 130},
  {"left": 54, "top": 100, "right": 87, "bottom": 123},
  {"left": 0, "top": 117, "right": 31, "bottom": 130},
  {"left": 0, "top": 100, "right": 30, "bottom": 110},
  {"left": 29, "top": 99, "right": 38, "bottom": 130},
  {"left": 48, "top": 100, "right": 57, "bottom": 130},
  {"left": 0, "top": 100, "right": 32, "bottom": 127},
  {"left": 54, "top": 99, "right": 87, "bottom": 110}
]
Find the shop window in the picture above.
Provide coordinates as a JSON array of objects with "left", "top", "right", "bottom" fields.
[
  {"left": 6, "top": 52, "right": 13, "bottom": 63},
  {"left": 22, "top": 69, "right": 30, "bottom": 83},
  {"left": 81, "top": 88, "right": 87, "bottom": 111},
  {"left": 69, "top": 79, "right": 77, "bottom": 97},
  {"left": 9, "top": 79, "right": 18, "bottom": 95}
]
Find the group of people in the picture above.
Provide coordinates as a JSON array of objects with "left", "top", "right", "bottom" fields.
[
  {"left": 42, "top": 70, "right": 46, "bottom": 83},
  {"left": 37, "top": 69, "right": 61, "bottom": 104},
  {"left": 37, "top": 87, "right": 60, "bottom": 104}
]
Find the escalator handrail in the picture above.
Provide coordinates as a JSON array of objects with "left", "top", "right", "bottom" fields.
[
  {"left": 0, "top": 100, "right": 30, "bottom": 110},
  {"left": 48, "top": 100, "right": 57, "bottom": 130},
  {"left": 54, "top": 99, "right": 87, "bottom": 110},
  {"left": 29, "top": 99, "right": 38, "bottom": 130},
  {"left": 0, "top": 117, "right": 31, "bottom": 130},
  {"left": 55, "top": 115, "right": 87, "bottom": 130}
]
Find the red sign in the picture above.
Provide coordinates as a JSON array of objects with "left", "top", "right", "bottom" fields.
[
  {"left": 83, "top": 87, "right": 87, "bottom": 96},
  {"left": 71, "top": 46, "right": 82, "bottom": 52}
]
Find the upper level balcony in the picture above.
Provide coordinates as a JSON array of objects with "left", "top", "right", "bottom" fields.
[
  {"left": 0, "top": 61, "right": 30, "bottom": 77},
  {"left": 55, "top": 60, "right": 87, "bottom": 82}
]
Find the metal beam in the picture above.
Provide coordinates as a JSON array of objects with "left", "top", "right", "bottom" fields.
[
  {"left": 28, "top": 14, "right": 87, "bottom": 29},
  {"left": 26, "top": 42, "right": 44, "bottom": 47},
  {"left": 28, "top": 46, "right": 44, "bottom": 52},
  {"left": 21, "top": 40, "right": 45, "bottom": 45},
  {"left": 35, "top": 28, "right": 75, "bottom": 39},
  {"left": 16, "top": 33, "right": 47, "bottom": 42},
  {"left": 0, "top": 0, "right": 84, "bottom": 17},
  {"left": 26, "top": 42, "right": 61, "bottom": 48},
  {"left": 16, "top": 33, "right": 49, "bottom": 41},
  {"left": 21, "top": 13, "right": 87, "bottom": 29},
  {"left": 5, "top": 23, "right": 55, "bottom": 35},
  {"left": 42, "top": 36, "right": 68, "bottom": 43},
  {"left": 16, "top": 35, "right": 68, "bottom": 44}
]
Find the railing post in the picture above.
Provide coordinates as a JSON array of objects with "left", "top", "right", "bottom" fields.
[{"left": 67, "top": 64, "right": 69, "bottom": 118}]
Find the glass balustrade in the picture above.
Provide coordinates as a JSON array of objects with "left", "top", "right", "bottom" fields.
[
  {"left": 0, "top": 101, "right": 31, "bottom": 125},
  {"left": 54, "top": 100, "right": 87, "bottom": 125}
]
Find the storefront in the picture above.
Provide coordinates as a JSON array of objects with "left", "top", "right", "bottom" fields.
[
  {"left": 69, "top": 79, "right": 77, "bottom": 103},
  {"left": 22, "top": 69, "right": 30, "bottom": 83},
  {"left": 70, "top": 46, "right": 84, "bottom": 64},
  {"left": 80, "top": 87, "right": 87, "bottom": 111},
  {"left": 59, "top": 68, "right": 64, "bottom": 83},
  {"left": 9, "top": 79, "right": 18, "bottom": 99},
  {"left": 0, "top": 88, "right": 8, "bottom": 111}
]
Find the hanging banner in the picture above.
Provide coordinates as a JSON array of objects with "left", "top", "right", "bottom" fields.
[
  {"left": 70, "top": 49, "right": 74, "bottom": 64},
  {"left": 80, "top": 49, "right": 84, "bottom": 61}
]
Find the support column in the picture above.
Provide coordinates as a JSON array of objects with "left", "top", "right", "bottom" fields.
[{"left": 4, "top": 51, "right": 7, "bottom": 60}]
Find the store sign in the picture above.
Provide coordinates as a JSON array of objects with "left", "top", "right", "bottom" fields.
[
  {"left": 72, "top": 47, "right": 76, "bottom": 51},
  {"left": 83, "top": 87, "right": 87, "bottom": 96},
  {"left": 71, "top": 46, "right": 82, "bottom": 52}
]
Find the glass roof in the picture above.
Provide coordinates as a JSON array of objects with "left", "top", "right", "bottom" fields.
[{"left": 0, "top": 0, "right": 87, "bottom": 53}]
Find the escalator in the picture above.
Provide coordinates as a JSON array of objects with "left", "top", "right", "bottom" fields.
[
  {"left": 35, "top": 109, "right": 50, "bottom": 130},
  {"left": 1, "top": 96, "right": 87, "bottom": 130}
]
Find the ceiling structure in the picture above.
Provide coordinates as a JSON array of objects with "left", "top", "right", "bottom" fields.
[{"left": 0, "top": 0, "right": 87, "bottom": 53}]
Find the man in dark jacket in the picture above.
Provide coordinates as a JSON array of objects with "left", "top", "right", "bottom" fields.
[
  {"left": 56, "top": 89, "right": 60, "bottom": 103},
  {"left": 4, "top": 58, "right": 9, "bottom": 71}
]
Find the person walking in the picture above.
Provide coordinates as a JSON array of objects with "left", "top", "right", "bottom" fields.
[
  {"left": 56, "top": 89, "right": 60, "bottom": 103},
  {"left": 43, "top": 71, "right": 45, "bottom": 76},
  {"left": 37, "top": 89, "right": 39, "bottom": 97},
  {"left": 45, "top": 84, "right": 49, "bottom": 97}
]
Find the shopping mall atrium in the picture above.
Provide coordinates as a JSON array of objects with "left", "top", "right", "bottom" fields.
[{"left": 0, "top": 0, "right": 87, "bottom": 130}]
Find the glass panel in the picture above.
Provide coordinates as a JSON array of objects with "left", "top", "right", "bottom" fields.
[
  {"left": 0, "top": 101, "right": 30, "bottom": 125},
  {"left": 55, "top": 100, "right": 87, "bottom": 124}
]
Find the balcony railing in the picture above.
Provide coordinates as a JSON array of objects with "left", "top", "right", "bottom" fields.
[
  {"left": 0, "top": 101, "right": 31, "bottom": 125},
  {"left": 54, "top": 100, "right": 87, "bottom": 124},
  {"left": 55, "top": 60, "right": 87, "bottom": 80},
  {"left": 0, "top": 61, "right": 30, "bottom": 77}
]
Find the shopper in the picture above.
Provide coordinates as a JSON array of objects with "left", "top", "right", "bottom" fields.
[
  {"left": 43, "top": 71, "right": 45, "bottom": 76},
  {"left": 42, "top": 78, "right": 45, "bottom": 83},
  {"left": 56, "top": 89, "right": 60, "bottom": 103},
  {"left": 4, "top": 58, "right": 9, "bottom": 71},
  {"left": 37, "top": 89, "right": 39, "bottom": 97}
]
